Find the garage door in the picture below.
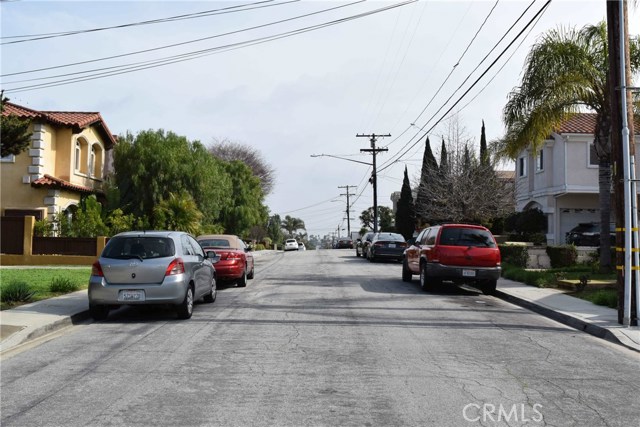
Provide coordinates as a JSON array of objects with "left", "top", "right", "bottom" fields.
[{"left": 559, "top": 209, "right": 599, "bottom": 244}]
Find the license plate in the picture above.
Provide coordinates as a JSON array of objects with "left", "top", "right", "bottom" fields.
[
  {"left": 119, "top": 290, "right": 145, "bottom": 302},
  {"left": 389, "top": 244, "right": 396, "bottom": 248},
  {"left": 462, "top": 269, "right": 476, "bottom": 277}
]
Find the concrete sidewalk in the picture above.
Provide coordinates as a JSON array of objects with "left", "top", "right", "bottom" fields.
[{"left": 1, "top": 274, "right": 638, "bottom": 355}]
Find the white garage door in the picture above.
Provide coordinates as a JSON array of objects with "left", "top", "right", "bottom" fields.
[{"left": 559, "top": 209, "right": 599, "bottom": 243}]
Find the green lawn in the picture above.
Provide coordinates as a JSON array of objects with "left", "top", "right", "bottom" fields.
[{"left": 0, "top": 267, "right": 91, "bottom": 310}]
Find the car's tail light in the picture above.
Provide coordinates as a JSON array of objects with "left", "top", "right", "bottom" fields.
[
  {"left": 165, "top": 258, "right": 185, "bottom": 276},
  {"left": 224, "top": 252, "right": 243, "bottom": 260},
  {"left": 374, "top": 242, "right": 384, "bottom": 247},
  {"left": 398, "top": 242, "right": 408, "bottom": 248},
  {"left": 91, "top": 260, "right": 104, "bottom": 277}
]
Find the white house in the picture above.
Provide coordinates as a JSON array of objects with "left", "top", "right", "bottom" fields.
[{"left": 515, "top": 113, "right": 640, "bottom": 245}]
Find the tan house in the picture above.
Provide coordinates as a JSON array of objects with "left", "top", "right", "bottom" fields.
[{"left": 1, "top": 101, "right": 117, "bottom": 224}]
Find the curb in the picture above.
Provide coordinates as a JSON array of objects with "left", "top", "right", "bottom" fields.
[{"left": 494, "top": 289, "right": 638, "bottom": 353}]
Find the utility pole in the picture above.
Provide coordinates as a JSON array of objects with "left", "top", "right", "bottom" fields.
[
  {"left": 338, "top": 185, "right": 356, "bottom": 237},
  {"left": 607, "top": 0, "right": 637, "bottom": 325},
  {"left": 357, "top": 133, "right": 390, "bottom": 233}
]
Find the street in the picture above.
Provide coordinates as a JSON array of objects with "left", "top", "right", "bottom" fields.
[{"left": 1, "top": 249, "right": 639, "bottom": 427}]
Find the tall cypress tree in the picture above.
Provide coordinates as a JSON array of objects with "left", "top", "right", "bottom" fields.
[
  {"left": 439, "top": 138, "right": 449, "bottom": 177},
  {"left": 415, "top": 136, "right": 438, "bottom": 225},
  {"left": 480, "top": 120, "right": 489, "bottom": 166},
  {"left": 395, "top": 166, "right": 416, "bottom": 240}
]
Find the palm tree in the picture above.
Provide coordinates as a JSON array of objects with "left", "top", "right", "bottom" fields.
[
  {"left": 498, "top": 21, "right": 640, "bottom": 271},
  {"left": 280, "top": 215, "right": 305, "bottom": 238},
  {"left": 152, "top": 193, "right": 203, "bottom": 235}
]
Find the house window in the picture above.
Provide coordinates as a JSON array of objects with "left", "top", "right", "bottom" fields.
[
  {"left": 75, "top": 141, "right": 81, "bottom": 171},
  {"left": 589, "top": 143, "right": 599, "bottom": 167},
  {"left": 89, "top": 146, "right": 96, "bottom": 177},
  {"left": 1, "top": 154, "right": 15, "bottom": 163},
  {"left": 536, "top": 149, "right": 544, "bottom": 172},
  {"left": 518, "top": 157, "right": 527, "bottom": 177}
]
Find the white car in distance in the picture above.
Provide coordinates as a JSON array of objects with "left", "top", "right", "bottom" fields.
[{"left": 284, "top": 239, "right": 299, "bottom": 251}]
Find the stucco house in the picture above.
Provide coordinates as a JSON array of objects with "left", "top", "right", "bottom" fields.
[
  {"left": 515, "top": 113, "right": 640, "bottom": 245},
  {"left": 1, "top": 101, "right": 117, "bottom": 224}
]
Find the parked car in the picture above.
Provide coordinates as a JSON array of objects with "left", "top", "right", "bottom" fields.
[
  {"left": 197, "top": 234, "right": 254, "bottom": 287},
  {"left": 88, "top": 231, "right": 219, "bottom": 321},
  {"left": 356, "top": 232, "right": 375, "bottom": 257},
  {"left": 336, "top": 238, "right": 353, "bottom": 249},
  {"left": 366, "top": 232, "right": 407, "bottom": 262},
  {"left": 566, "top": 222, "right": 615, "bottom": 246},
  {"left": 298, "top": 242, "right": 306, "bottom": 251},
  {"left": 402, "top": 224, "right": 501, "bottom": 295},
  {"left": 284, "top": 239, "right": 299, "bottom": 251}
]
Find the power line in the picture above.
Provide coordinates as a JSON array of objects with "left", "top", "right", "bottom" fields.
[
  {"left": 0, "top": 0, "right": 295, "bottom": 44},
  {"left": 2, "top": 1, "right": 418, "bottom": 93},
  {"left": 377, "top": 0, "right": 551, "bottom": 173}
]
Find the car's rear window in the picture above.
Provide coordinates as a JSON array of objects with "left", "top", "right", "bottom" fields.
[
  {"left": 102, "top": 237, "right": 175, "bottom": 259},
  {"left": 375, "top": 233, "right": 404, "bottom": 242},
  {"left": 198, "top": 239, "right": 232, "bottom": 248},
  {"left": 439, "top": 228, "right": 496, "bottom": 247}
]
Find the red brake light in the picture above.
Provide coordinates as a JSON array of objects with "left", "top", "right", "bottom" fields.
[
  {"left": 165, "top": 258, "right": 185, "bottom": 276},
  {"left": 91, "top": 260, "right": 104, "bottom": 277},
  {"left": 225, "top": 252, "right": 243, "bottom": 260}
]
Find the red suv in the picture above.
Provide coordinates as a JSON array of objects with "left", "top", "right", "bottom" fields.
[{"left": 402, "top": 224, "right": 501, "bottom": 295}]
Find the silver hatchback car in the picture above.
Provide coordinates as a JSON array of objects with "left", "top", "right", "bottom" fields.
[{"left": 88, "top": 231, "right": 219, "bottom": 320}]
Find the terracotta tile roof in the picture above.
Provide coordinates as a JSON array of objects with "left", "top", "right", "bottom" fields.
[
  {"left": 31, "top": 174, "right": 103, "bottom": 195},
  {"left": 555, "top": 113, "right": 597, "bottom": 134},
  {"left": 555, "top": 112, "right": 640, "bottom": 134},
  {"left": 3, "top": 101, "right": 117, "bottom": 148}
]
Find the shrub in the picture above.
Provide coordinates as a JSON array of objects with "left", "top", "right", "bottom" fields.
[
  {"left": 546, "top": 245, "right": 578, "bottom": 268},
  {"left": 588, "top": 290, "right": 617, "bottom": 308},
  {"left": 1, "top": 281, "right": 36, "bottom": 304},
  {"left": 254, "top": 244, "right": 266, "bottom": 251},
  {"left": 49, "top": 277, "right": 80, "bottom": 293},
  {"left": 499, "top": 244, "right": 529, "bottom": 268}
]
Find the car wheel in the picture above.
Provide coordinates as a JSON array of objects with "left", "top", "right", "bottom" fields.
[
  {"left": 481, "top": 279, "right": 497, "bottom": 295},
  {"left": 419, "top": 263, "right": 428, "bottom": 291},
  {"left": 237, "top": 270, "right": 247, "bottom": 287},
  {"left": 203, "top": 279, "right": 216, "bottom": 303},
  {"left": 402, "top": 260, "right": 412, "bottom": 282},
  {"left": 89, "top": 304, "right": 109, "bottom": 321},
  {"left": 176, "top": 286, "right": 194, "bottom": 319}
]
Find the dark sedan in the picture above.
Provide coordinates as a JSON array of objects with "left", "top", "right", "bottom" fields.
[{"left": 366, "top": 232, "right": 407, "bottom": 262}]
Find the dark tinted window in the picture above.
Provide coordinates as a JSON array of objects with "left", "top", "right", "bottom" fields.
[
  {"left": 199, "top": 238, "right": 232, "bottom": 248},
  {"left": 102, "top": 237, "right": 175, "bottom": 259},
  {"left": 374, "top": 233, "right": 404, "bottom": 242},
  {"left": 439, "top": 228, "right": 496, "bottom": 247}
]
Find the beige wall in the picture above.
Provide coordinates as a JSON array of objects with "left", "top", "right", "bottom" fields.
[{"left": 1, "top": 121, "right": 109, "bottom": 220}]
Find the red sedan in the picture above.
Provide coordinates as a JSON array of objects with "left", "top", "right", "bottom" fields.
[{"left": 196, "top": 234, "right": 254, "bottom": 287}]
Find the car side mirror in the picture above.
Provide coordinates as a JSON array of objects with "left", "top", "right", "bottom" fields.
[
  {"left": 245, "top": 247, "right": 253, "bottom": 252},
  {"left": 206, "top": 250, "right": 220, "bottom": 264}
]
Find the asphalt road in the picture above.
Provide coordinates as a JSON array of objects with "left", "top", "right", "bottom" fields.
[{"left": 1, "top": 250, "right": 639, "bottom": 427}]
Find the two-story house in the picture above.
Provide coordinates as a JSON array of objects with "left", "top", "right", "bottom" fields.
[
  {"left": 515, "top": 113, "right": 640, "bottom": 245},
  {"left": 1, "top": 101, "right": 117, "bottom": 224}
]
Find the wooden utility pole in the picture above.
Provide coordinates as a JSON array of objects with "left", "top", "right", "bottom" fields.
[
  {"left": 356, "top": 133, "right": 390, "bottom": 233},
  {"left": 607, "top": 0, "right": 636, "bottom": 325},
  {"left": 338, "top": 185, "right": 356, "bottom": 237}
]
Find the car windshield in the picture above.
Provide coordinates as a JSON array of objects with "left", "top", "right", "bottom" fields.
[
  {"left": 439, "top": 228, "right": 496, "bottom": 247},
  {"left": 102, "top": 236, "right": 175, "bottom": 259},
  {"left": 198, "top": 238, "right": 232, "bottom": 248}
]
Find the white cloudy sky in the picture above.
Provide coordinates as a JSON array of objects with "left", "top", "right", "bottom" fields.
[{"left": 2, "top": 0, "right": 638, "bottom": 237}]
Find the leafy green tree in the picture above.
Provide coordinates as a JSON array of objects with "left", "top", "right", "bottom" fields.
[
  {"left": 267, "top": 214, "right": 284, "bottom": 244},
  {"left": 360, "top": 206, "right": 394, "bottom": 232},
  {"left": 68, "top": 195, "right": 109, "bottom": 237},
  {"left": 217, "top": 160, "right": 268, "bottom": 236},
  {"left": 498, "top": 21, "right": 640, "bottom": 271},
  {"left": 105, "top": 208, "right": 135, "bottom": 235},
  {"left": 152, "top": 193, "right": 203, "bottom": 235},
  {"left": 0, "top": 91, "right": 32, "bottom": 158},
  {"left": 281, "top": 215, "right": 305, "bottom": 238},
  {"left": 113, "top": 129, "right": 231, "bottom": 230},
  {"left": 395, "top": 166, "right": 416, "bottom": 240}
]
